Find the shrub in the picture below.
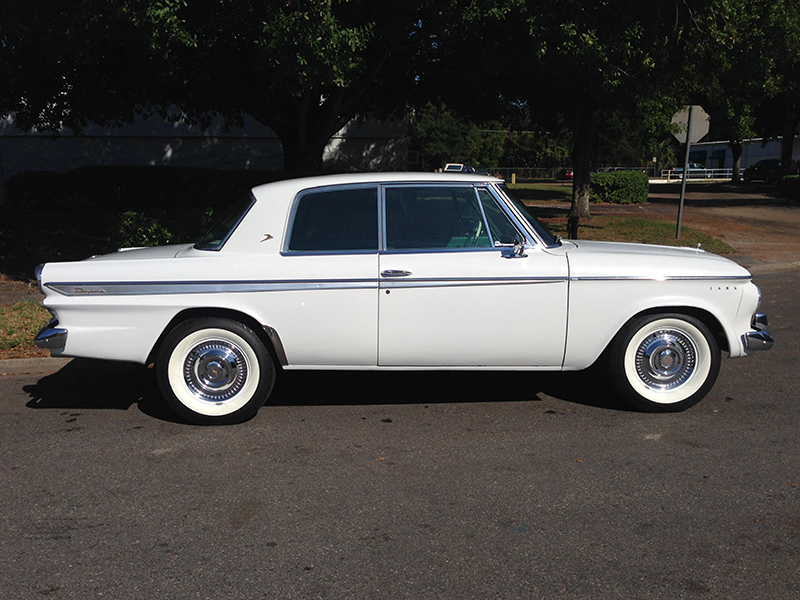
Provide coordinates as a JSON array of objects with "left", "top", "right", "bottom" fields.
[
  {"left": 115, "top": 211, "right": 174, "bottom": 248},
  {"left": 5, "top": 166, "right": 279, "bottom": 209},
  {"left": 590, "top": 171, "right": 649, "bottom": 204},
  {"left": 778, "top": 175, "right": 800, "bottom": 200}
]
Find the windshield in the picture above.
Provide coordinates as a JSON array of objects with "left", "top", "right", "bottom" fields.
[
  {"left": 195, "top": 194, "right": 256, "bottom": 251},
  {"left": 496, "top": 184, "right": 558, "bottom": 246}
]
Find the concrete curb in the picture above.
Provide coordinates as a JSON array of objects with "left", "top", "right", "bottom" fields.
[
  {"left": 0, "top": 357, "right": 72, "bottom": 376},
  {"left": 729, "top": 255, "right": 800, "bottom": 275}
]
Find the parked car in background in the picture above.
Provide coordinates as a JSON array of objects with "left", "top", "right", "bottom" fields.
[
  {"left": 443, "top": 163, "right": 476, "bottom": 173},
  {"left": 670, "top": 163, "right": 709, "bottom": 180},
  {"left": 743, "top": 159, "right": 799, "bottom": 183},
  {"left": 35, "top": 173, "right": 773, "bottom": 425},
  {"left": 556, "top": 168, "right": 574, "bottom": 181}
]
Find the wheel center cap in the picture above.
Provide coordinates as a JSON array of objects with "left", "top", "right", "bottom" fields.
[{"left": 658, "top": 349, "right": 676, "bottom": 370}]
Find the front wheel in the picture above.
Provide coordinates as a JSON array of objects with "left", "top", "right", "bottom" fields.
[
  {"left": 157, "top": 318, "right": 275, "bottom": 425},
  {"left": 609, "top": 314, "right": 720, "bottom": 412}
]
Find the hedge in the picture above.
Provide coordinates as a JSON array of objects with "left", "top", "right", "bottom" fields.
[
  {"left": 589, "top": 171, "right": 649, "bottom": 204},
  {"left": 777, "top": 175, "right": 800, "bottom": 200},
  {"left": 0, "top": 166, "right": 281, "bottom": 278},
  {"left": 5, "top": 165, "right": 280, "bottom": 210}
]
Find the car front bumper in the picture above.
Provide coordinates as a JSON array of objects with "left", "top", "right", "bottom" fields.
[{"left": 742, "top": 313, "right": 774, "bottom": 351}]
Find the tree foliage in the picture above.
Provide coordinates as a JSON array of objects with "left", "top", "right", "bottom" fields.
[{"left": 2, "top": 0, "right": 800, "bottom": 205}]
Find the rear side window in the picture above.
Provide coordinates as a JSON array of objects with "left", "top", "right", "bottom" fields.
[{"left": 287, "top": 187, "right": 378, "bottom": 252}]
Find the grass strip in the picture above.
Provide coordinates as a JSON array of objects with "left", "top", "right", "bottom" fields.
[
  {"left": 536, "top": 214, "right": 737, "bottom": 254},
  {"left": 0, "top": 301, "right": 51, "bottom": 359}
]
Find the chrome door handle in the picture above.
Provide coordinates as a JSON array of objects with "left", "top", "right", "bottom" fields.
[{"left": 381, "top": 269, "right": 412, "bottom": 277}]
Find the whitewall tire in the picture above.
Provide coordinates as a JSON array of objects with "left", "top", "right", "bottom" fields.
[
  {"left": 610, "top": 314, "right": 720, "bottom": 412},
  {"left": 157, "top": 318, "right": 275, "bottom": 425}
]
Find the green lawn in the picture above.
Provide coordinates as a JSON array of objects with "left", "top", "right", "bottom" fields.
[
  {"left": 535, "top": 214, "right": 737, "bottom": 254},
  {"left": 0, "top": 301, "right": 51, "bottom": 359}
]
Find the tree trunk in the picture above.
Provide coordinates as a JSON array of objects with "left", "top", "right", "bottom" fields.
[
  {"left": 569, "top": 102, "right": 596, "bottom": 219},
  {"left": 780, "top": 103, "right": 799, "bottom": 175},
  {"left": 280, "top": 135, "right": 326, "bottom": 176},
  {"left": 729, "top": 140, "right": 743, "bottom": 183}
]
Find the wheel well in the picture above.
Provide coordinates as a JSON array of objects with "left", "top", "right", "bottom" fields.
[
  {"left": 631, "top": 306, "right": 729, "bottom": 352},
  {"left": 147, "top": 308, "right": 285, "bottom": 367}
]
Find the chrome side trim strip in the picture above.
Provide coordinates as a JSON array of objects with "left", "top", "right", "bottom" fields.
[
  {"left": 380, "top": 277, "right": 566, "bottom": 289},
  {"left": 570, "top": 275, "right": 752, "bottom": 282},
  {"left": 46, "top": 279, "right": 379, "bottom": 297},
  {"left": 46, "top": 277, "right": 567, "bottom": 297}
]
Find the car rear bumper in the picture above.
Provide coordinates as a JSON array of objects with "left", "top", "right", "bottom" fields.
[{"left": 35, "top": 320, "right": 68, "bottom": 353}]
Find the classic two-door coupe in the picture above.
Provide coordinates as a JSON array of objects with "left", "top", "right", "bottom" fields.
[{"left": 35, "top": 173, "right": 773, "bottom": 424}]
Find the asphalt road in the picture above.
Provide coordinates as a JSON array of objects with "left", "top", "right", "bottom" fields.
[{"left": 1, "top": 271, "right": 797, "bottom": 600}]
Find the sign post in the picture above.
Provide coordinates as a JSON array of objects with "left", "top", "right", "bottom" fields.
[{"left": 671, "top": 106, "right": 710, "bottom": 239}]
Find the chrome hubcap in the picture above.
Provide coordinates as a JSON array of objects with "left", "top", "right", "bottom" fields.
[
  {"left": 183, "top": 341, "right": 248, "bottom": 401},
  {"left": 635, "top": 329, "right": 696, "bottom": 390}
]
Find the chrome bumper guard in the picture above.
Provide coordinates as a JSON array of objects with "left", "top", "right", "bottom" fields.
[
  {"left": 35, "top": 320, "right": 68, "bottom": 353},
  {"left": 743, "top": 313, "right": 774, "bottom": 351}
]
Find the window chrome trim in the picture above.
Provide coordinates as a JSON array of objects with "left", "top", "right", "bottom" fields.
[
  {"left": 280, "top": 249, "right": 378, "bottom": 257},
  {"left": 283, "top": 184, "right": 380, "bottom": 254},
  {"left": 379, "top": 246, "right": 505, "bottom": 256}
]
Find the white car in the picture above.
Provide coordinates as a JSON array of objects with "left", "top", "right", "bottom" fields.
[
  {"left": 670, "top": 162, "right": 710, "bottom": 179},
  {"left": 35, "top": 173, "right": 773, "bottom": 424}
]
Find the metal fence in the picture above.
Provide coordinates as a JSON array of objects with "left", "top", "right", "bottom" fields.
[
  {"left": 659, "top": 168, "right": 734, "bottom": 181},
  {"left": 484, "top": 166, "right": 736, "bottom": 181}
]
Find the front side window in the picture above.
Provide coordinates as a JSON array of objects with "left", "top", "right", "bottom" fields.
[
  {"left": 287, "top": 187, "right": 378, "bottom": 252},
  {"left": 385, "top": 186, "right": 492, "bottom": 250},
  {"left": 496, "top": 184, "right": 557, "bottom": 246},
  {"left": 476, "top": 188, "right": 523, "bottom": 245}
]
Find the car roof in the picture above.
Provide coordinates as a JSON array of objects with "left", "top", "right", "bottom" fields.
[{"left": 251, "top": 172, "right": 503, "bottom": 198}]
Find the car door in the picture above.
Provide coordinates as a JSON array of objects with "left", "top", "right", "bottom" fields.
[
  {"left": 377, "top": 184, "right": 568, "bottom": 367},
  {"left": 275, "top": 185, "right": 379, "bottom": 366}
]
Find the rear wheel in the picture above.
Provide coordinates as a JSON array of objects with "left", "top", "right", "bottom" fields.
[
  {"left": 610, "top": 314, "right": 720, "bottom": 412},
  {"left": 157, "top": 318, "right": 275, "bottom": 425}
]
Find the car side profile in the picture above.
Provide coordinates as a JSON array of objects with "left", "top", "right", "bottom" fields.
[
  {"left": 743, "top": 158, "right": 799, "bottom": 183},
  {"left": 35, "top": 173, "right": 773, "bottom": 424}
]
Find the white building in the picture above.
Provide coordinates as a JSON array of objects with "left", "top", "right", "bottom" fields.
[
  {"left": 689, "top": 137, "right": 800, "bottom": 169},
  {"left": 0, "top": 113, "right": 408, "bottom": 204}
]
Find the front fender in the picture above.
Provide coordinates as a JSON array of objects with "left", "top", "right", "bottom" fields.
[{"left": 563, "top": 278, "right": 752, "bottom": 370}]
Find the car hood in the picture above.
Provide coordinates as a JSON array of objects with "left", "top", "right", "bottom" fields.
[
  {"left": 86, "top": 243, "right": 195, "bottom": 262},
  {"left": 563, "top": 240, "right": 751, "bottom": 280}
]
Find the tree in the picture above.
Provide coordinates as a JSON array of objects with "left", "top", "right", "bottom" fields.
[
  {"left": 753, "top": 0, "right": 800, "bottom": 175},
  {"left": 1, "top": 0, "right": 460, "bottom": 174},
  {"left": 418, "top": 0, "right": 694, "bottom": 218},
  {"left": 0, "top": 1, "right": 162, "bottom": 132},
  {"left": 689, "top": 0, "right": 778, "bottom": 182}
]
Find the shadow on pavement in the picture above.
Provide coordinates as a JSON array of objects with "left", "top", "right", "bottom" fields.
[
  {"left": 646, "top": 183, "right": 793, "bottom": 208},
  {"left": 23, "top": 359, "right": 183, "bottom": 423},
  {"left": 23, "top": 358, "right": 630, "bottom": 423}
]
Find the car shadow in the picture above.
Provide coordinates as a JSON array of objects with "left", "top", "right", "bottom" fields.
[
  {"left": 24, "top": 358, "right": 631, "bottom": 423},
  {"left": 23, "top": 359, "right": 183, "bottom": 423}
]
